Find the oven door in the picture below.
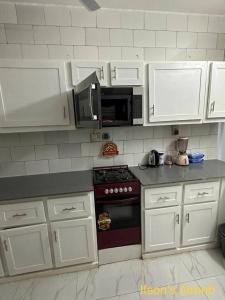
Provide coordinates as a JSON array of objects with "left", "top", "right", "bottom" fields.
[
  {"left": 101, "top": 95, "right": 132, "bottom": 127},
  {"left": 73, "top": 72, "right": 102, "bottom": 129},
  {"left": 95, "top": 196, "right": 141, "bottom": 249}
]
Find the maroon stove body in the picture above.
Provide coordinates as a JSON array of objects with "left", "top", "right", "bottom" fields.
[{"left": 93, "top": 165, "right": 141, "bottom": 250}]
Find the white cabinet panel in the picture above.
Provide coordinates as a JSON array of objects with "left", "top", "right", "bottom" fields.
[
  {"left": 0, "top": 60, "right": 69, "bottom": 127},
  {"left": 51, "top": 218, "right": 96, "bottom": 267},
  {"left": 207, "top": 62, "right": 225, "bottom": 119},
  {"left": 144, "top": 206, "right": 181, "bottom": 252},
  {"left": 0, "top": 224, "right": 52, "bottom": 275},
  {"left": 144, "top": 185, "right": 182, "bottom": 209},
  {"left": 0, "top": 201, "right": 46, "bottom": 228},
  {"left": 47, "top": 193, "right": 92, "bottom": 221},
  {"left": 184, "top": 181, "right": 220, "bottom": 204},
  {"left": 71, "top": 61, "right": 108, "bottom": 86},
  {"left": 148, "top": 62, "right": 207, "bottom": 122},
  {"left": 182, "top": 202, "right": 218, "bottom": 247},
  {"left": 110, "top": 62, "right": 143, "bottom": 86},
  {"left": 0, "top": 258, "right": 4, "bottom": 277}
]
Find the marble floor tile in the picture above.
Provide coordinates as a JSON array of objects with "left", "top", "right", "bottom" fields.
[
  {"left": 142, "top": 254, "right": 194, "bottom": 288},
  {"left": 95, "top": 259, "right": 142, "bottom": 299},
  {"left": 180, "top": 249, "right": 225, "bottom": 280},
  {"left": 197, "top": 274, "right": 225, "bottom": 300}
]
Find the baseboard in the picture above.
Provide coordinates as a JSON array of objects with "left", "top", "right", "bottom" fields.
[{"left": 0, "top": 261, "right": 98, "bottom": 284}]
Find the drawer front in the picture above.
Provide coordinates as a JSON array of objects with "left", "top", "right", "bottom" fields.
[
  {"left": 47, "top": 193, "right": 92, "bottom": 221},
  {"left": 144, "top": 185, "right": 182, "bottom": 209},
  {"left": 184, "top": 181, "right": 220, "bottom": 204},
  {"left": 0, "top": 201, "right": 46, "bottom": 228}
]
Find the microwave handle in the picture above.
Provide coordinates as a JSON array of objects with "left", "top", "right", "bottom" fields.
[{"left": 89, "top": 86, "right": 97, "bottom": 121}]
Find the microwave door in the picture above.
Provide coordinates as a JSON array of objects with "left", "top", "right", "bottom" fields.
[{"left": 73, "top": 72, "right": 101, "bottom": 129}]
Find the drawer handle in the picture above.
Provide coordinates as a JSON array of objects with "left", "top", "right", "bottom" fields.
[
  {"left": 197, "top": 192, "right": 209, "bottom": 196},
  {"left": 12, "top": 213, "right": 27, "bottom": 218},
  {"left": 176, "top": 214, "right": 180, "bottom": 224},
  {"left": 62, "top": 207, "right": 76, "bottom": 212},
  {"left": 158, "top": 196, "right": 170, "bottom": 201},
  {"left": 186, "top": 213, "right": 190, "bottom": 223}
]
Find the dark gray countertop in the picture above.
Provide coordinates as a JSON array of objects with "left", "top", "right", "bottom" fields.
[
  {"left": 130, "top": 159, "right": 225, "bottom": 186},
  {"left": 1, "top": 160, "right": 225, "bottom": 202},
  {"left": 0, "top": 170, "right": 93, "bottom": 201}
]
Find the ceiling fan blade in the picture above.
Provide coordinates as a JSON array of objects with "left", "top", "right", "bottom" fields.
[{"left": 79, "top": 0, "right": 100, "bottom": 11}]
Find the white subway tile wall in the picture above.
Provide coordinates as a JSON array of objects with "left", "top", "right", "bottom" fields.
[
  {"left": 0, "top": 3, "right": 221, "bottom": 177},
  {"left": 0, "top": 3, "right": 224, "bottom": 60},
  {"left": 0, "top": 125, "right": 218, "bottom": 177}
]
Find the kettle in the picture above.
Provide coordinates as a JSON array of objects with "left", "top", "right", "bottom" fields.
[{"left": 148, "top": 150, "right": 160, "bottom": 167}]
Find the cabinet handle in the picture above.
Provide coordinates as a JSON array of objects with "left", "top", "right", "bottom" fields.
[
  {"left": 62, "top": 207, "right": 76, "bottom": 212},
  {"left": 186, "top": 213, "right": 190, "bottom": 223},
  {"left": 151, "top": 105, "right": 155, "bottom": 115},
  {"left": 63, "top": 106, "right": 67, "bottom": 119},
  {"left": 100, "top": 66, "right": 104, "bottom": 80},
  {"left": 53, "top": 231, "right": 57, "bottom": 243},
  {"left": 158, "top": 196, "right": 170, "bottom": 201},
  {"left": 3, "top": 240, "right": 8, "bottom": 251},
  {"left": 176, "top": 214, "right": 180, "bottom": 224},
  {"left": 197, "top": 192, "right": 209, "bottom": 196},
  {"left": 12, "top": 213, "right": 27, "bottom": 218},
  {"left": 210, "top": 101, "right": 215, "bottom": 113},
  {"left": 112, "top": 67, "right": 116, "bottom": 79}
]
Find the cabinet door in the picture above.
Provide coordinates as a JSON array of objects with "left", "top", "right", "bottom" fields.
[
  {"left": 148, "top": 62, "right": 207, "bottom": 122},
  {"left": 144, "top": 206, "right": 181, "bottom": 252},
  {"left": 71, "top": 61, "right": 108, "bottom": 86},
  {"left": 207, "top": 62, "right": 225, "bottom": 119},
  {"left": 0, "top": 60, "right": 69, "bottom": 127},
  {"left": 110, "top": 62, "right": 143, "bottom": 86},
  {"left": 0, "top": 224, "right": 52, "bottom": 275},
  {"left": 51, "top": 218, "right": 96, "bottom": 267},
  {"left": 0, "top": 258, "right": 4, "bottom": 277},
  {"left": 182, "top": 202, "right": 218, "bottom": 247}
]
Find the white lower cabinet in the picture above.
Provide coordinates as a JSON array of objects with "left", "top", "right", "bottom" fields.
[
  {"left": 51, "top": 218, "right": 96, "bottom": 267},
  {"left": 0, "top": 224, "right": 52, "bottom": 275},
  {"left": 144, "top": 206, "right": 181, "bottom": 252},
  {"left": 182, "top": 202, "right": 218, "bottom": 247},
  {"left": 0, "top": 258, "right": 4, "bottom": 277}
]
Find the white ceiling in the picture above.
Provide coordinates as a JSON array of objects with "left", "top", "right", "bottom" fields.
[{"left": 1, "top": 0, "right": 225, "bottom": 15}]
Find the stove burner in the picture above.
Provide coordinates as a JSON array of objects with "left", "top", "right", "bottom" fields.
[{"left": 93, "top": 165, "right": 136, "bottom": 184}]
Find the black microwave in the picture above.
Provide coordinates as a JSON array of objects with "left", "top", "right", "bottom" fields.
[{"left": 73, "top": 72, "right": 143, "bottom": 129}]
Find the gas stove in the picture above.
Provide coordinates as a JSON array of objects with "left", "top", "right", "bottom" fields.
[{"left": 93, "top": 165, "right": 140, "bottom": 198}]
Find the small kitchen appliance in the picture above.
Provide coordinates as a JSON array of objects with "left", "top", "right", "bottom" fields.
[
  {"left": 148, "top": 150, "right": 160, "bottom": 167},
  {"left": 176, "top": 137, "right": 189, "bottom": 166},
  {"left": 93, "top": 165, "right": 141, "bottom": 250}
]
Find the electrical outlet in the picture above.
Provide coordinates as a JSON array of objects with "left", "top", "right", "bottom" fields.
[
  {"left": 171, "top": 126, "right": 179, "bottom": 136},
  {"left": 90, "top": 130, "right": 101, "bottom": 142}
]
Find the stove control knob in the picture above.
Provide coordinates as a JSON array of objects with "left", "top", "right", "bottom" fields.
[
  {"left": 109, "top": 188, "right": 114, "bottom": 194},
  {"left": 114, "top": 188, "right": 118, "bottom": 193},
  {"left": 123, "top": 187, "right": 128, "bottom": 192},
  {"left": 119, "top": 188, "right": 123, "bottom": 193},
  {"left": 128, "top": 187, "right": 133, "bottom": 192},
  {"left": 104, "top": 189, "right": 109, "bottom": 194}
]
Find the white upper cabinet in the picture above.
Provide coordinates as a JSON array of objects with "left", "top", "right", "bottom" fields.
[
  {"left": 71, "top": 61, "right": 108, "bottom": 86},
  {"left": 182, "top": 202, "right": 218, "bottom": 247},
  {"left": 110, "top": 62, "right": 144, "bottom": 86},
  {"left": 207, "top": 62, "right": 225, "bottom": 119},
  {"left": 148, "top": 62, "right": 207, "bottom": 123},
  {"left": 0, "top": 224, "right": 52, "bottom": 275},
  {"left": 0, "top": 60, "right": 70, "bottom": 128}
]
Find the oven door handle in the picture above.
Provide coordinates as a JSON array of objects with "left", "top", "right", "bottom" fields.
[{"left": 96, "top": 197, "right": 139, "bottom": 206}]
